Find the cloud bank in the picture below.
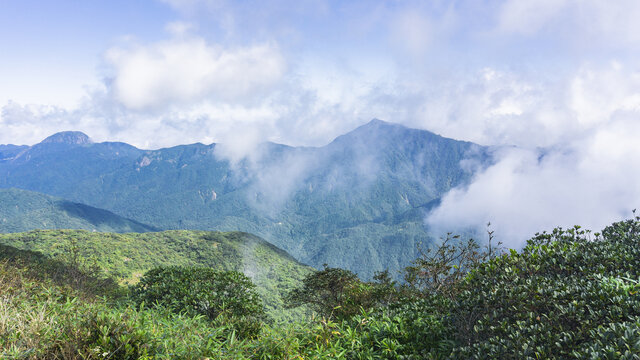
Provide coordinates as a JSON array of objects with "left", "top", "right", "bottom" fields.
[{"left": 426, "top": 63, "right": 640, "bottom": 247}]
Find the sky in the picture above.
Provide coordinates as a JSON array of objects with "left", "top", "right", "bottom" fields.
[{"left": 1, "top": 0, "right": 640, "bottom": 245}]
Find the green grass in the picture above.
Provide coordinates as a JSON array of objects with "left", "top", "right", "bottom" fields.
[
  {"left": 0, "top": 230, "right": 313, "bottom": 321},
  {"left": 0, "top": 252, "right": 249, "bottom": 359}
]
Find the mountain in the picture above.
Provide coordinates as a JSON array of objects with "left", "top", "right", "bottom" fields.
[
  {"left": 40, "top": 130, "right": 92, "bottom": 145},
  {"left": 0, "top": 120, "right": 491, "bottom": 279},
  {"left": 0, "top": 229, "right": 313, "bottom": 320},
  {"left": 0, "top": 144, "right": 28, "bottom": 163},
  {"left": 0, "top": 188, "right": 157, "bottom": 233}
]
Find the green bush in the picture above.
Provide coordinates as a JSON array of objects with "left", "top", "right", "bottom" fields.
[
  {"left": 133, "top": 266, "right": 266, "bottom": 338},
  {"left": 451, "top": 219, "right": 640, "bottom": 359},
  {"left": 284, "top": 265, "right": 399, "bottom": 320},
  {"left": 339, "top": 296, "right": 455, "bottom": 359},
  {"left": 83, "top": 304, "right": 248, "bottom": 360}
]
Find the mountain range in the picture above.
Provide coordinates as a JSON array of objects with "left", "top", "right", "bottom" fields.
[{"left": 0, "top": 120, "right": 491, "bottom": 278}]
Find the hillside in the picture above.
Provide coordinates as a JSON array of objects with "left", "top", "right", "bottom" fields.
[
  {"left": 0, "top": 188, "right": 157, "bottom": 233},
  {"left": 0, "top": 229, "right": 313, "bottom": 320},
  {"left": 0, "top": 120, "right": 491, "bottom": 279},
  {"left": 0, "top": 144, "right": 28, "bottom": 162},
  {"left": 3, "top": 217, "right": 640, "bottom": 358}
]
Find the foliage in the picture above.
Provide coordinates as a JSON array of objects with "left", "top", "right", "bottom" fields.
[
  {"left": 404, "top": 227, "right": 502, "bottom": 300},
  {"left": 0, "top": 188, "right": 156, "bottom": 233},
  {"left": 134, "top": 266, "right": 266, "bottom": 338},
  {"left": 7, "top": 215, "right": 640, "bottom": 359},
  {"left": 0, "top": 244, "right": 245, "bottom": 359},
  {"left": 284, "top": 265, "right": 399, "bottom": 320},
  {"left": 0, "top": 229, "right": 312, "bottom": 321},
  {"left": 451, "top": 219, "right": 640, "bottom": 359},
  {"left": 0, "top": 243, "right": 119, "bottom": 298}
]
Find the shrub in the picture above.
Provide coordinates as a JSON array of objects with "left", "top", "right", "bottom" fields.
[
  {"left": 284, "top": 265, "right": 398, "bottom": 320},
  {"left": 133, "top": 266, "right": 266, "bottom": 338},
  {"left": 451, "top": 220, "right": 640, "bottom": 359},
  {"left": 404, "top": 229, "right": 502, "bottom": 301}
]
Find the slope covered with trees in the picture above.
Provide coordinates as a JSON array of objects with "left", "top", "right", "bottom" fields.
[
  {"left": 0, "top": 229, "right": 312, "bottom": 320},
  {"left": 0, "top": 120, "right": 491, "bottom": 279},
  {"left": 0, "top": 188, "right": 157, "bottom": 233},
  {"left": 3, "top": 217, "right": 640, "bottom": 359}
]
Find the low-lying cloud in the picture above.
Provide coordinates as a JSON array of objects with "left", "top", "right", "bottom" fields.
[{"left": 425, "top": 63, "right": 640, "bottom": 247}]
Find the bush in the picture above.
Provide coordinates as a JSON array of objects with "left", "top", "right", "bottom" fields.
[
  {"left": 342, "top": 296, "right": 455, "bottom": 359},
  {"left": 284, "top": 265, "right": 398, "bottom": 320},
  {"left": 451, "top": 220, "right": 640, "bottom": 359},
  {"left": 404, "top": 229, "right": 502, "bottom": 301},
  {"left": 133, "top": 266, "right": 266, "bottom": 338}
]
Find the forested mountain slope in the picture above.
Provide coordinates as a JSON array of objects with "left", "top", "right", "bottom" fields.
[
  {"left": 0, "top": 120, "right": 490, "bottom": 278},
  {"left": 0, "top": 229, "right": 312, "bottom": 319},
  {"left": 0, "top": 188, "right": 157, "bottom": 233}
]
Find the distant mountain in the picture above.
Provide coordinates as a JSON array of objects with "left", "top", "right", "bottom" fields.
[
  {"left": 0, "top": 229, "right": 313, "bottom": 320},
  {"left": 0, "top": 188, "right": 157, "bottom": 233},
  {"left": 0, "top": 144, "right": 28, "bottom": 162},
  {"left": 40, "top": 131, "right": 92, "bottom": 145},
  {"left": 0, "top": 120, "right": 491, "bottom": 279}
]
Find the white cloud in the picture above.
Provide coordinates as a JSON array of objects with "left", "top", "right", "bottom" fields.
[
  {"left": 426, "top": 63, "right": 640, "bottom": 246},
  {"left": 409, "top": 67, "right": 565, "bottom": 147},
  {"left": 0, "top": 102, "right": 78, "bottom": 145},
  {"left": 165, "top": 21, "right": 196, "bottom": 36},
  {"left": 105, "top": 37, "right": 286, "bottom": 110},
  {"left": 496, "top": 0, "right": 640, "bottom": 48}
]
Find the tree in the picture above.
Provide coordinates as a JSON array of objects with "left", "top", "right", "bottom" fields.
[
  {"left": 133, "top": 266, "right": 265, "bottom": 337},
  {"left": 285, "top": 265, "right": 398, "bottom": 320},
  {"left": 404, "top": 228, "right": 502, "bottom": 300}
]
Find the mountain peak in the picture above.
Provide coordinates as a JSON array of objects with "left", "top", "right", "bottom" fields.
[
  {"left": 40, "top": 131, "right": 92, "bottom": 145},
  {"left": 367, "top": 118, "right": 391, "bottom": 126},
  {"left": 340, "top": 119, "right": 414, "bottom": 139},
  {"left": 362, "top": 118, "right": 394, "bottom": 128}
]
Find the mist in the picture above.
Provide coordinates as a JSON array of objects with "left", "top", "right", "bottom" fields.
[{"left": 426, "top": 64, "right": 640, "bottom": 248}]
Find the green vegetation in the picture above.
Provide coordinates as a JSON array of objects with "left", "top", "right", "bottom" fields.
[
  {"left": 451, "top": 219, "right": 640, "bottom": 359},
  {"left": 0, "top": 188, "right": 157, "bottom": 233},
  {"left": 0, "top": 246, "right": 263, "bottom": 359},
  {"left": 0, "top": 121, "right": 490, "bottom": 279},
  {"left": 134, "top": 266, "right": 266, "bottom": 338},
  {"left": 0, "top": 229, "right": 312, "bottom": 321},
  {"left": 284, "top": 265, "right": 398, "bottom": 320},
  {"left": 5, "top": 214, "right": 640, "bottom": 358}
]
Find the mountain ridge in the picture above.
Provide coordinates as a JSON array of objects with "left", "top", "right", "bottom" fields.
[
  {"left": 0, "top": 120, "right": 491, "bottom": 279},
  {"left": 40, "top": 131, "right": 92, "bottom": 145},
  {"left": 0, "top": 188, "right": 158, "bottom": 233},
  {"left": 6, "top": 119, "right": 447, "bottom": 151}
]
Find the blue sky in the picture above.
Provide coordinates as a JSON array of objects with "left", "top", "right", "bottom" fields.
[{"left": 2, "top": 0, "right": 640, "bottom": 243}]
